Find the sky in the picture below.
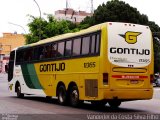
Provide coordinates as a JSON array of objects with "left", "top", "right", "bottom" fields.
[{"left": 0, "top": 0, "right": 159, "bottom": 36}]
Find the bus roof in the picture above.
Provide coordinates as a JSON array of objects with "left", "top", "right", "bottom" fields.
[
  {"left": 17, "top": 22, "right": 150, "bottom": 50},
  {"left": 18, "top": 22, "right": 106, "bottom": 50}
]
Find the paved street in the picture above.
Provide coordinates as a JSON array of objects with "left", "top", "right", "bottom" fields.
[{"left": 0, "top": 73, "right": 160, "bottom": 120}]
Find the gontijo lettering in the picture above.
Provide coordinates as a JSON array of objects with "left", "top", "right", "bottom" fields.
[
  {"left": 110, "top": 47, "right": 150, "bottom": 55},
  {"left": 40, "top": 62, "right": 65, "bottom": 72}
]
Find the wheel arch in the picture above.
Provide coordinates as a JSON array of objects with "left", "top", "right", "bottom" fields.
[{"left": 67, "top": 81, "right": 78, "bottom": 93}]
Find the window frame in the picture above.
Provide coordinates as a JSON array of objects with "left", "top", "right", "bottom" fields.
[{"left": 15, "top": 30, "right": 101, "bottom": 65}]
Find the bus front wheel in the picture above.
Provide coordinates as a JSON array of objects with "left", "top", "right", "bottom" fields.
[
  {"left": 108, "top": 100, "right": 121, "bottom": 108},
  {"left": 16, "top": 84, "right": 24, "bottom": 98},
  {"left": 57, "top": 85, "right": 67, "bottom": 105}
]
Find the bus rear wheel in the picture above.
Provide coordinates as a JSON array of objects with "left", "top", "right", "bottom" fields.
[
  {"left": 69, "top": 86, "right": 81, "bottom": 107},
  {"left": 108, "top": 100, "right": 121, "bottom": 108},
  {"left": 57, "top": 85, "right": 67, "bottom": 105},
  {"left": 16, "top": 84, "right": 24, "bottom": 98}
]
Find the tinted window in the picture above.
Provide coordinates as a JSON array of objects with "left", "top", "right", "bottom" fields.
[
  {"left": 33, "top": 46, "right": 44, "bottom": 60},
  {"left": 33, "top": 47, "right": 39, "bottom": 60},
  {"left": 33, "top": 44, "right": 58, "bottom": 61},
  {"left": 73, "top": 38, "right": 81, "bottom": 56},
  {"left": 96, "top": 34, "right": 100, "bottom": 53},
  {"left": 44, "top": 44, "right": 52, "bottom": 59},
  {"left": 15, "top": 31, "right": 101, "bottom": 64},
  {"left": 51, "top": 43, "right": 57, "bottom": 58},
  {"left": 65, "top": 40, "right": 72, "bottom": 57},
  {"left": 57, "top": 42, "right": 65, "bottom": 57},
  {"left": 82, "top": 36, "right": 90, "bottom": 55},
  {"left": 91, "top": 35, "right": 96, "bottom": 54},
  {"left": 16, "top": 50, "right": 24, "bottom": 64},
  {"left": 24, "top": 48, "right": 33, "bottom": 62}
]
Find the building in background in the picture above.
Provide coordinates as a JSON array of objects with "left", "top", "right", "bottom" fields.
[
  {"left": 0, "top": 33, "right": 25, "bottom": 72},
  {"left": 54, "top": 8, "right": 92, "bottom": 23}
]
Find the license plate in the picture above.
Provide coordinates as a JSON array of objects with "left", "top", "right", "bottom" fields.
[{"left": 130, "top": 80, "right": 139, "bottom": 84}]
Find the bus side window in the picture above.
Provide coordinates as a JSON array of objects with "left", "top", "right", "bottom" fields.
[
  {"left": 29, "top": 49, "right": 33, "bottom": 61},
  {"left": 91, "top": 35, "right": 96, "bottom": 54},
  {"left": 91, "top": 33, "right": 100, "bottom": 54},
  {"left": 33, "top": 47, "right": 39, "bottom": 61},
  {"left": 16, "top": 50, "right": 24, "bottom": 64},
  {"left": 23, "top": 51, "right": 27, "bottom": 62},
  {"left": 51, "top": 43, "right": 57, "bottom": 58},
  {"left": 38, "top": 46, "right": 45, "bottom": 60},
  {"left": 65, "top": 40, "right": 72, "bottom": 57},
  {"left": 96, "top": 34, "right": 100, "bottom": 53},
  {"left": 82, "top": 36, "right": 90, "bottom": 55},
  {"left": 72, "top": 38, "right": 81, "bottom": 56},
  {"left": 24, "top": 49, "right": 33, "bottom": 62},
  {"left": 57, "top": 42, "right": 65, "bottom": 57},
  {"left": 45, "top": 44, "right": 52, "bottom": 59}
]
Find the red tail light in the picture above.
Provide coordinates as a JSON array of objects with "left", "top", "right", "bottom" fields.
[
  {"left": 103, "top": 73, "right": 108, "bottom": 85},
  {"left": 150, "top": 74, "right": 154, "bottom": 84}
]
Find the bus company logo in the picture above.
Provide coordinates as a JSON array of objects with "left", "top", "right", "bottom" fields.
[{"left": 119, "top": 31, "right": 141, "bottom": 44}]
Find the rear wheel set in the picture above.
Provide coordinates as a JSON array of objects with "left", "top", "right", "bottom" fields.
[
  {"left": 57, "top": 85, "right": 82, "bottom": 107},
  {"left": 69, "top": 86, "right": 83, "bottom": 107}
]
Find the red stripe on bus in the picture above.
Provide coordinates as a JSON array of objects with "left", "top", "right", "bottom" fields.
[{"left": 112, "top": 75, "right": 148, "bottom": 79}]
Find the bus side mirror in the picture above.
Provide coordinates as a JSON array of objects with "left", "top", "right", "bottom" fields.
[{"left": 5, "top": 64, "right": 8, "bottom": 73}]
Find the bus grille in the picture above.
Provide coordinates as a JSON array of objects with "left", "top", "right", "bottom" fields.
[{"left": 85, "top": 79, "right": 98, "bottom": 97}]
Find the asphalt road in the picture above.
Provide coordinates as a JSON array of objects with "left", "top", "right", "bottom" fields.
[{"left": 0, "top": 73, "right": 160, "bottom": 120}]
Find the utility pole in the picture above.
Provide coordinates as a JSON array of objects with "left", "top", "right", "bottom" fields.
[
  {"left": 33, "top": 0, "right": 42, "bottom": 40},
  {"left": 66, "top": 0, "right": 68, "bottom": 9},
  {"left": 91, "top": 0, "right": 94, "bottom": 14},
  {"left": 8, "top": 22, "right": 27, "bottom": 34}
]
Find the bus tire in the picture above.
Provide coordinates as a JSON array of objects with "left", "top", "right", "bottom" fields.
[
  {"left": 108, "top": 100, "right": 121, "bottom": 108},
  {"left": 69, "top": 86, "right": 80, "bottom": 107},
  {"left": 16, "top": 84, "right": 24, "bottom": 98},
  {"left": 57, "top": 85, "right": 67, "bottom": 105}
]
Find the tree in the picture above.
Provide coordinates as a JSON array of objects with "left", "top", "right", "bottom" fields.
[
  {"left": 25, "top": 15, "right": 78, "bottom": 44},
  {"left": 148, "top": 21, "right": 160, "bottom": 32},
  {"left": 82, "top": 0, "right": 160, "bottom": 32},
  {"left": 153, "top": 33, "right": 160, "bottom": 73}
]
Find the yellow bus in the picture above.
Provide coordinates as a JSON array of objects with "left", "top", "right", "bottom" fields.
[{"left": 8, "top": 22, "right": 154, "bottom": 108}]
